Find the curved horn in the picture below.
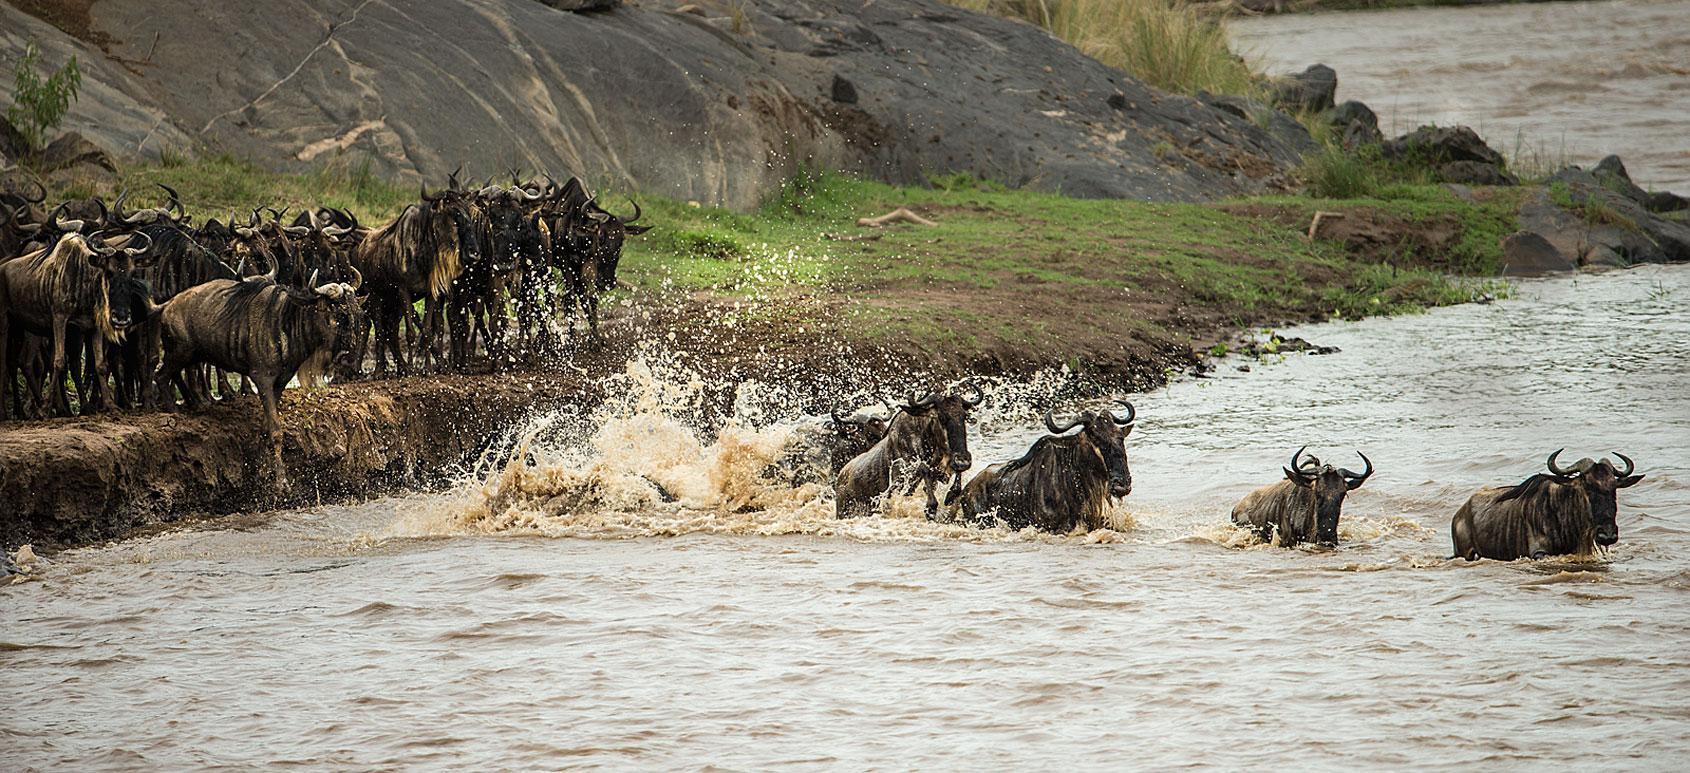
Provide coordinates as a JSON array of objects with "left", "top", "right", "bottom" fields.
[
  {"left": 123, "top": 230, "right": 154, "bottom": 256},
  {"left": 960, "top": 380, "right": 984, "bottom": 407},
  {"left": 23, "top": 178, "right": 46, "bottom": 203},
  {"left": 1290, "top": 445, "right": 1319, "bottom": 475},
  {"left": 249, "top": 208, "right": 263, "bottom": 228},
  {"left": 1112, "top": 400, "right": 1136, "bottom": 426},
  {"left": 282, "top": 225, "right": 310, "bottom": 236},
  {"left": 323, "top": 224, "right": 351, "bottom": 237},
  {"left": 904, "top": 391, "right": 939, "bottom": 410},
  {"left": 518, "top": 185, "right": 542, "bottom": 201},
  {"left": 158, "top": 183, "right": 184, "bottom": 220},
  {"left": 448, "top": 164, "right": 464, "bottom": 191},
  {"left": 1612, "top": 452, "right": 1635, "bottom": 478},
  {"left": 347, "top": 263, "right": 363, "bottom": 290},
  {"left": 1337, "top": 451, "right": 1374, "bottom": 489},
  {"left": 86, "top": 229, "right": 117, "bottom": 254},
  {"left": 1045, "top": 408, "right": 1083, "bottom": 435},
  {"left": 616, "top": 198, "right": 643, "bottom": 225},
  {"left": 234, "top": 256, "right": 247, "bottom": 276},
  {"left": 92, "top": 197, "right": 108, "bottom": 228},
  {"left": 235, "top": 227, "right": 257, "bottom": 238},
  {"left": 46, "top": 201, "right": 71, "bottom": 229},
  {"left": 1547, "top": 448, "right": 1576, "bottom": 477},
  {"left": 112, "top": 188, "right": 133, "bottom": 220}
]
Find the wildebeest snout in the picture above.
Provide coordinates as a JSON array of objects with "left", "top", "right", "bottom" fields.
[
  {"left": 1109, "top": 478, "right": 1131, "bottom": 498},
  {"left": 950, "top": 452, "right": 972, "bottom": 472},
  {"left": 1595, "top": 526, "right": 1619, "bottom": 546}
]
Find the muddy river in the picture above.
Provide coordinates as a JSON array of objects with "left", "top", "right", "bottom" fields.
[
  {"left": 4, "top": 263, "right": 1687, "bottom": 769},
  {"left": 1234, "top": 0, "right": 1690, "bottom": 192}
]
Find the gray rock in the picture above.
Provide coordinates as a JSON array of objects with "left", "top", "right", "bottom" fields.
[
  {"left": 1500, "top": 230, "right": 1575, "bottom": 275},
  {"left": 1325, "top": 100, "right": 1381, "bottom": 149},
  {"left": 1644, "top": 192, "right": 1689, "bottom": 213},
  {"left": 1580, "top": 244, "right": 1624, "bottom": 268},
  {"left": 1266, "top": 64, "right": 1337, "bottom": 114},
  {"left": 830, "top": 74, "right": 858, "bottom": 105},
  {"left": 1198, "top": 92, "right": 1316, "bottom": 155},
  {"left": 38, "top": 131, "right": 116, "bottom": 172},
  {"left": 1436, "top": 160, "right": 1515, "bottom": 186},
  {"left": 0, "top": 4, "right": 195, "bottom": 162},
  {"left": 1592, "top": 154, "right": 1650, "bottom": 203},
  {"left": 66, "top": 0, "right": 1309, "bottom": 210},
  {"left": 1517, "top": 183, "right": 1690, "bottom": 266},
  {"left": 1549, "top": 166, "right": 1601, "bottom": 188},
  {"left": 1382, "top": 126, "right": 1505, "bottom": 167}
]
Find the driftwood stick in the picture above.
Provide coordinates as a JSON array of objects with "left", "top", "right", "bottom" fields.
[
  {"left": 824, "top": 232, "right": 884, "bottom": 242},
  {"left": 856, "top": 207, "right": 938, "bottom": 228},
  {"left": 1307, "top": 210, "right": 1345, "bottom": 241}
]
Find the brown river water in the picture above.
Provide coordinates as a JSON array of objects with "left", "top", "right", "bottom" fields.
[
  {"left": 1233, "top": 0, "right": 1690, "bottom": 192},
  {"left": 4, "top": 262, "right": 1688, "bottom": 769}
]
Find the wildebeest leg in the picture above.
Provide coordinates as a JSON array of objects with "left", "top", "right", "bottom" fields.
[
  {"left": 586, "top": 292, "right": 602, "bottom": 347},
  {"left": 48, "top": 313, "right": 74, "bottom": 417},
  {"left": 923, "top": 475, "right": 940, "bottom": 518},
  {"left": 0, "top": 314, "right": 10, "bottom": 421},
  {"left": 256, "top": 372, "right": 288, "bottom": 488}
]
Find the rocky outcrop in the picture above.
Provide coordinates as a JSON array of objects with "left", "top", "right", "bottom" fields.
[
  {"left": 1264, "top": 63, "right": 1337, "bottom": 114},
  {"left": 1381, "top": 126, "right": 1517, "bottom": 186},
  {"left": 7, "top": 0, "right": 1307, "bottom": 209},
  {"left": 1512, "top": 167, "right": 1690, "bottom": 270},
  {"left": 0, "top": 3, "right": 195, "bottom": 162}
]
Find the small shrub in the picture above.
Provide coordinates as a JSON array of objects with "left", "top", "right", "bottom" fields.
[
  {"left": 6, "top": 39, "right": 82, "bottom": 152},
  {"left": 662, "top": 226, "right": 747, "bottom": 261}
]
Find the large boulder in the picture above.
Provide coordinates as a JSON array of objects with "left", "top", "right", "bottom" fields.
[
  {"left": 1383, "top": 126, "right": 1514, "bottom": 185},
  {"left": 1518, "top": 174, "right": 1690, "bottom": 266},
  {"left": 1592, "top": 154, "right": 1689, "bottom": 213},
  {"left": 1265, "top": 64, "right": 1337, "bottom": 114},
  {"left": 1325, "top": 100, "right": 1381, "bottom": 149},
  {"left": 35, "top": 0, "right": 1311, "bottom": 210}
]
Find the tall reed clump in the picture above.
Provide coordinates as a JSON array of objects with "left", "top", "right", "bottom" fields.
[{"left": 943, "top": 0, "right": 1258, "bottom": 97}]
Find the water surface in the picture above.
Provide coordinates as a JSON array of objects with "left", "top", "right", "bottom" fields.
[{"left": 5, "top": 267, "right": 1690, "bottom": 770}]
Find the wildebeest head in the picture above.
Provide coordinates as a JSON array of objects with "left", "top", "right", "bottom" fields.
[
  {"left": 1045, "top": 400, "right": 1136, "bottom": 498},
  {"left": 902, "top": 382, "right": 983, "bottom": 473},
  {"left": 1282, "top": 445, "right": 1373, "bottom": 546},
  {"left": 1545, "top": 449, "right": 1643, "bottom": 547},
  {"left": 80, "top": 231, "right": 158, "bottom": 334},
  {"left": 830, "top": 398, "right": 892, "bottom": 455},
  {"left": 285, "top": 270, "right": 365, "bottom": 354}
]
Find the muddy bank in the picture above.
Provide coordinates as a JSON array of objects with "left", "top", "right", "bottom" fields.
[{"left": 0, "top": 371, "right": 598, "bottom": 550}]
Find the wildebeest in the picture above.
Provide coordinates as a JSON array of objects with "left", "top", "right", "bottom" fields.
[
  {"left": 1231, "top": 446, "right": 1373, "bottom": 548},
  {"left": 155, "top": 269, "right": 362, "bottom": 486},
  {"left": 767, "top": 398, "right": 893, "bottom": 487},
  {"left": 350, "top": 187, "right": 479, "bottom": 376},
  {"left": 1451, "top": 449, "right": 1643, "bottom": 561},
  {"left": 0, "top": 231, "right": 156, "bottom": 418},
  {"left": 952, "top": 402, "right": 1136, "bottom": 533},
  {"left": 835, "top": 384, "right": 981, "bottom": 519},
  {"left": 547, "top": 178, "right": 650, "bottom": 344}
]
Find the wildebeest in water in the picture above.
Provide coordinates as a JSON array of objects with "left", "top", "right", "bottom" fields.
[
  {"left": 951, "top": 401, "right": 1136, "bottom": 533},
  {"left": 835, "top": 384, "right": 982, "bottom": 519},
  {"left": 767, "top": 398, "right": 892, "bottom": 488},
  {"left": 1231, "top": 446, "right": 1373, "bottom": 547},
  {"left": 1451, "top": 449, "right": 1643, "bottom": 561}
]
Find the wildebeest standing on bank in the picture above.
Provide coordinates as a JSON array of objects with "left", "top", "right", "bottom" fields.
[
  {"left": 952, "top": 401, "right": 1136, "bottom": 533},
  {"left": 350, "top": 187, "right": 479, "bottom": 377},
  {"left": 1231, "top": 446, "right": 1373, "bottom": 547},
  {"left": 547, "top": 178, "right": 650, "bottom": 345},
  {"left": 0, "top": 231, "right": 156, "bottom": 418},
  {"left": 1451, "top": 450, "right": 1643, "bottom": 560},
  {"left": 155, "top": 270, "right": 362, "bottom": 486},
  {"left": 835, "top": 385, "right": 981, "bottom": 519}
]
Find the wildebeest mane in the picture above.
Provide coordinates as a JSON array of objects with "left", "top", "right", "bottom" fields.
[{"left": 1495, "top": 473, "right": 1561, "bottom": 504}]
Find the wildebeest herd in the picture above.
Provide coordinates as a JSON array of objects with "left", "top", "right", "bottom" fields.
[
  {"left": 823, "top": 386, "right": 1645, "bottom": 561},
  {"left": 0, "top": 173, "right": 1648, "bottom": 561},
  {"left": 0, "top": 173, "right": 646, "bottom": 479}
]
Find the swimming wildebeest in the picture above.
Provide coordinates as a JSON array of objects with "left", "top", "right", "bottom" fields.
[
  {"left": 952, "top": 401, "right": 1136, "bottom": 533},
  {"left": 1451, "top": 449, "right": 1643, "bottom": 561},
  {"left": 1231, "top": 446, "right": 1373, "bottom": 547},
  {"left": 768, "top": 398, "right": 893, "bottom": 487},
  {"left": 835, "top": 384, "right": 982, "bottom": 519},
  {"left": 155, "top": 269, "right": 362, "bottom": 486}
]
